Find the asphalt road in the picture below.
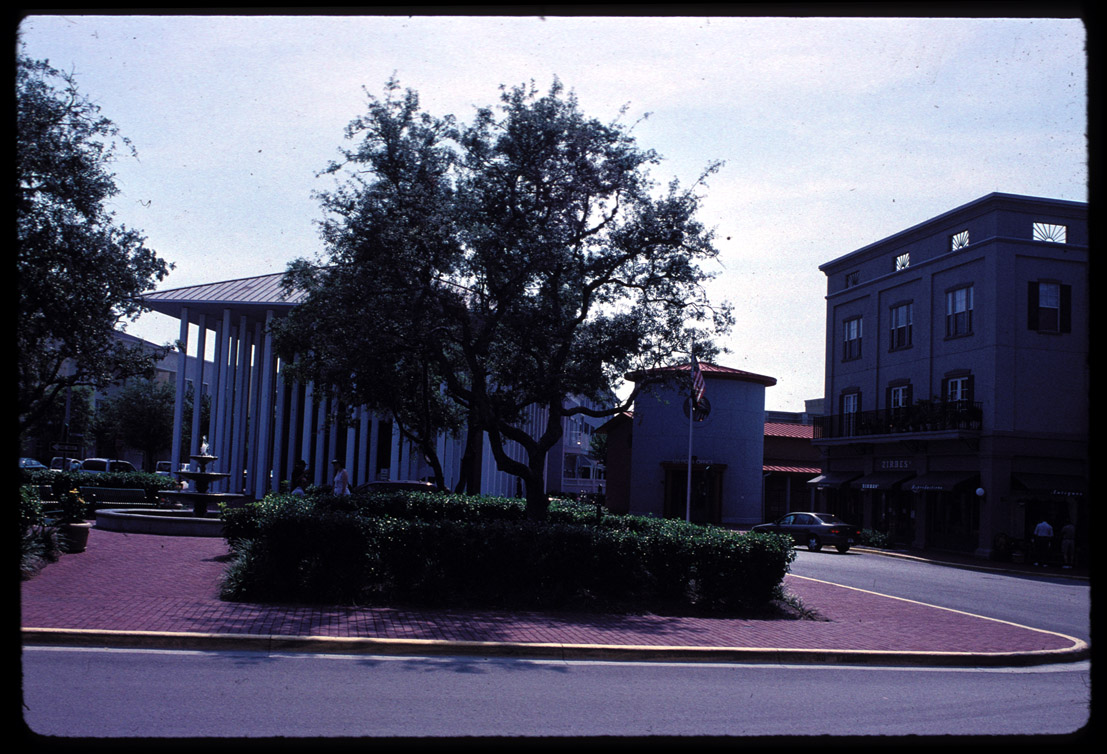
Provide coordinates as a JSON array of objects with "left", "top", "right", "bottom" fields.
[
  {"left": 787, "top": 549, "right": 1091, "bottom": 642},
  {"left": 21, "top": 646, "right": 1092, "bottom": 738}
]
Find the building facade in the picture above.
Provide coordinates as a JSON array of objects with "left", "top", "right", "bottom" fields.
[
  {"left": 613, "top": 363, "right": 777, "bottom": 526},
  {"left": 140, "top": 273, "right": 550, "bottom": 499},
  {"left": 814, "top": 193, "right": 1087, "bottom": 560}
]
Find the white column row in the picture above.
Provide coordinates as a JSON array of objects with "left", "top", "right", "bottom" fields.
[{"left": 170, "top": 307, "right": 548, "bottom": 499}]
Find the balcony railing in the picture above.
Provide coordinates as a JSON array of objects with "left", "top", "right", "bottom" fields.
[{"left": 813, "top": 401, "right": 983, "bottom": 440}]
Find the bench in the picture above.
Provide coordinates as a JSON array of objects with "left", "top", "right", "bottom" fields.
[{"left": 79, "top": 487, "right": 157, "bottom": 509}]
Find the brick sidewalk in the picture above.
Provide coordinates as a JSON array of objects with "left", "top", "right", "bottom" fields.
[{"left": 21, "top": 529, "right": 1084, "bottom": 662}]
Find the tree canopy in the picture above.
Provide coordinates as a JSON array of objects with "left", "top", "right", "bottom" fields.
[
  {"left": 17, "top": 53, "right": 171, "bottom": 440},
  {"left": 275, "top": 79, "right": 732, "bottom": 518}
]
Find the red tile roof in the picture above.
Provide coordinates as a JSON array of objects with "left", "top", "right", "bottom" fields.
[
  {"left": 763, "top": 421, "right": 815, "bottom": 439},
  {"left": 763, "top": 464, "right": 822, "bottom": 474}
]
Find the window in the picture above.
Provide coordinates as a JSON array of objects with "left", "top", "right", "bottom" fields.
[
  {"left": 945, "top": 375, "right": 973, "bottom": 405},
  {"left": 889, "top": 302, "right": 913, "bottom": 350},
  {"left": 951, "top": 230, "right": 970, "bottom": 250},
  {"left": 946, "top": 285, "right": 973, "bottom": 337},
  {"left": 840, "top": 391, "right": 860, "bottom": 436},
  {"left": 843, "top": 317, "right": 862, "bottom": 360},
  {"left": 895, "top": 252, "right": 910, "bottom": 271},
  {"left": 1028, "top": 280, "right": 1071, "bottom": 333},
  {"left": 890, "top": 385, "right": 911, "bottom": 410},
  {"left": 1032, "top": 222, "right": 1067, "bottom": 243}
]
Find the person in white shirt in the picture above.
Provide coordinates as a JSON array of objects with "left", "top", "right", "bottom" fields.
[
  {"left": 331, "top": 459, "right": 351, "bottom": 496},
  {"left": 1032, "top": 519, "right": 1053, "bottom": 566}
]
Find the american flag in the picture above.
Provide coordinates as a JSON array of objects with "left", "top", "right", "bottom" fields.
[{"left": 690, "top": 355, "right": 705, "bottom": 407}]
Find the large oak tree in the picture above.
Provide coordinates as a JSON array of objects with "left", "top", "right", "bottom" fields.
[
  {"left": 17, "top": 53, "right": 171, "bottom": 441},
  {"left": 275, "top": 79, "right": 731, "bottom": 518}
]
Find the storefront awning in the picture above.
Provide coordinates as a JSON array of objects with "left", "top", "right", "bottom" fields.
[
  {"left": 806, "top": 471, "right": 862, "bottom": 489},
  {"left": 851, "top": 471, "right": 916, "bottom": 491},
  {"left": 909, "top": 471, "right": 979, "bottom": 493},
  {"left": 1011, "top": 473, "right": 1086, "bottom": 499}
]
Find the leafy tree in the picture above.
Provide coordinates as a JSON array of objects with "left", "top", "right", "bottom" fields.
[
  {"left": 276, "top": 79, "right": 731, "bottom": 518},
  {"left": 17, "top": 53, "right": 171, "bottom": 441},
  {"left": 91, "top": 379, "right": 209, "bottom": 470}
]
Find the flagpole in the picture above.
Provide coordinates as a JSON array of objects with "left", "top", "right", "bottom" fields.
[{"left": 686, "top": 349, "right": 694, "bottom": 523}]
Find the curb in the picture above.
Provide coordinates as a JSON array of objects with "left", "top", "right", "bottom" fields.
[
  {"left": 852, "top": 546, "right": 1091, "bottom": 581},
  {"left": 21, "top": 627, "right": 1090, "bottom": 667}
]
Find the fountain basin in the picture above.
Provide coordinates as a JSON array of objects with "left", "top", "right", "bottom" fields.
[{"left": 95, "top": 508, "right": 224, "bottom": 537}]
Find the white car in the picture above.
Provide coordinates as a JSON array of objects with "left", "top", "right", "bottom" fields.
[{"left": 78, "top": 458, "right": 138, "bottom": 474}]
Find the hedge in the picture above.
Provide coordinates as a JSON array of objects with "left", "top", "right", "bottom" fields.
[
  {"left": 19, "top": 468, "right": 180, "bottom": 504},
  {"left": 219, "top": 492, "right": 796, "bottom": 616}
]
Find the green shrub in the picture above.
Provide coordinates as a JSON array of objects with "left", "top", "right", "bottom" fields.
[
  {"left": 859, "top": 529, "right": 891, "bottom": 548},
  {"left": 19, "top": 468, "right": 178, "bottom": 504},
  {"left": 20, "top": 485, "right": 60, "bottom": 579},
  {"left": 219, "top": 491, "right": 796, "bottom": 615}
]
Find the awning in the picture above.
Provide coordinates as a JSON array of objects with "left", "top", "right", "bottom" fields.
[
  {"left": 909, "top": 471, "right": 979, "bottom": 493},
  {"left": 1011, "top": 473, "right": 1086, "bottom": 499},
  {"left": 806, "top": 471, "right": 862, "bottom": 489},
  {"left": 851, "top": 471, "right": 916, "bottom": 491}
]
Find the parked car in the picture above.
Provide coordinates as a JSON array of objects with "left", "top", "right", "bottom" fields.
[
  {"left": 50, "top": 457, "right": 82, "bottom": 471},
  {"left": 751, "top": 511, "right": 861, "bottom": 553},
  {"left": 78, "top": 458, "right": 138, "bottom": 474},
  {"left": 19, "top": 457, "right": 49, "bottom": 471}
]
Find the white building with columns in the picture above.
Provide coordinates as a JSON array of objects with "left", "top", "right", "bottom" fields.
[{"left": 140, "top": 272, "right": 545, "bottom": 499}]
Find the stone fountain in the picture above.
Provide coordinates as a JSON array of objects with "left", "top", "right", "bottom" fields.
[
  {"left": 95, "top": 442, "right": 244, "bottom": 537},
  {"left": 161, "top": 452, "right": 244, "bottom": 517}
]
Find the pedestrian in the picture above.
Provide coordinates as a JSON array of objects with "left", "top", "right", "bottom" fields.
[
  {"left": 1060, "top": 520, "right": 1076, "bottom": 569},
  {"left": 332, "top": 459, "right": 351, "bottom": 496},
  {"left": 290, "top": 459, "right": 308, "bottom": 496},
  {"left": 1032, "top": 518, "right": 1053, "bottom": 566}
]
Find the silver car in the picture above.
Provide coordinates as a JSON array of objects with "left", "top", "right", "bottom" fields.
[{"left": 751, "top": 512, "right": 861, "bottom": 553}]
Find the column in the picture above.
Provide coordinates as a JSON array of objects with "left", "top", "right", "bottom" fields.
[
  {"left": 230, "top": 317, "right": 250, "bottom": 493},
  {"left": 170, "top": 307, "right": 189, "bottom": 469},
  {"left": 254, "top": 311, "right": 276, "bottom": 499},
  {"left": 301, "top": 381, "right": 315, "bottom": 482},
  {"left": 189, "top": 313, "right": 207, "bottom": 457},
  {"left": 207, "top": 318, "right": 223, "bottom": 454}
]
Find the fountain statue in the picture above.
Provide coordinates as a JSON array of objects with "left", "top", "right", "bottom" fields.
[{"left": 161, "top": 448, "right": 244, "bottom": 517}]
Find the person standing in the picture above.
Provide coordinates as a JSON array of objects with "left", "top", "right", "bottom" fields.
[
  {"left": 1060, "top": 520, "right": 1076, "bottom": 569},
  {"left": 1032, "top": 518, "right": 1054, "bottom": 566},
  {"left": 290, "top": 459, "right": 309, "bottom": 496},
  {"left": 332, "top": 459, "right": 351, "bottom": 496}
]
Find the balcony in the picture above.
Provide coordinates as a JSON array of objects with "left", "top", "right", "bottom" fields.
[{"left": 813, "top": 401, "right": 983, "bottom": 442}]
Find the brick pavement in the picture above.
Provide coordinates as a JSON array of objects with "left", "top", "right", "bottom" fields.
[{"left": 21, "top": 528, "right": 1087, "bottom": 664}]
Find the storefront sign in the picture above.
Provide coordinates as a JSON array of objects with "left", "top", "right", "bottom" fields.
[{"left": 879, "top": 459, "right": 913, "bottom": 470}]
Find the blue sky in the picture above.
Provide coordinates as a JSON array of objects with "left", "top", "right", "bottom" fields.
[{"left": 17, "top": 13, "right": 1087, "bottom": 412}]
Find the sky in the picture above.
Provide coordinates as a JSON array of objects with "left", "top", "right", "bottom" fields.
[{"left": 17, "top": 11, "right": 1088, "bottom": 413}]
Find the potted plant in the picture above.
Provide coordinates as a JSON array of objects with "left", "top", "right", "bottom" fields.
[{"left": 56, "top": 489, "right": 92, "bottom": 553}]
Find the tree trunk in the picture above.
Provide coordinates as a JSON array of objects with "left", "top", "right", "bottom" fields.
[{"left": 523, "top": 454, "right": 550, "bottom": 521}]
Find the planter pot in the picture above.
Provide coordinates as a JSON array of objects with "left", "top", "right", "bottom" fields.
[{"left": 59, "top": 521, "right": 92, "bottom": 553}]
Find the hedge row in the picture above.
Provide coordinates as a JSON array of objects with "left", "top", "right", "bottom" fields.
[
  {"left": 19, "top": 469, "right": 180, "bottom": 502},
  {"left": 219, "top": 492, "right": 796, "bottom": 616}
]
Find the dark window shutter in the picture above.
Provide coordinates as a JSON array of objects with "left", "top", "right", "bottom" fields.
[
  {"left": 1060, "top": 284, "right": 1072, "bottom": 333},
  {"left": 1027, "top": 281, "right": 1040, "bottom": 330},
  {"left": 966, "top": 374, "right": 975, "bottom": 403}
]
